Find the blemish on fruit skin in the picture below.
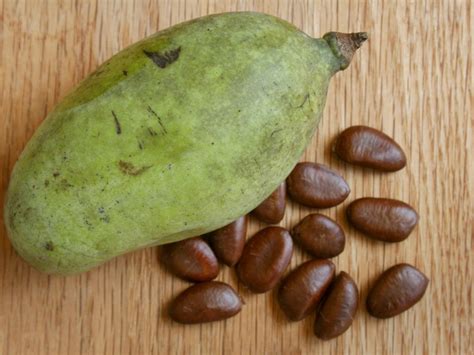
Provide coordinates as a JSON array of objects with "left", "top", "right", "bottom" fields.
[
  {"left": 60, "top": 179, "right": 73, "bottom": 189},
  {"left": 44, "top": 241, "right": 54, "bottom": 251},
  {"left": 296, "top": 93, "right": 310, "bottom": 108},
  {"left": 118, "top": 160, "right": 152, "bottom": 176},
  {"left": 122, "top": 70, "right": 128, "bottom": 76},
  {"left": 53, "top": 172, "right": 60, "bottom": 178},
  {"left": 147, "top": 106, "right": 167, "bottom": 135},
  {"left": 270, "top": 128, "right": 283, "bottom": 137},
  {"left": 83, "top": 218, "right": 93, "bottom": 230},
  {"left": 143, "top": 47, "right": 181, "bottom": 68},
  {"left": 98, "top": 207, "right": 110, "bottom": 223},
  {"left": 112, "top": 111, "right": 122, "bottom": 135}
]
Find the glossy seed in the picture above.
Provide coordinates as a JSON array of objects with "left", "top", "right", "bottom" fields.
[
  {"left": 346, "top": 198, "right": 419, "bottom": 242},
  {"left": 252, "top": 182, "right": 286, "bottom": 224},
  {"left": 236, "top": 226, "right": 293, "bottom": 293},
  {"left": 367, "top": 263, "right": 429, "bottom": 318},
  {"left": 160, "top": 237, "right": 219, "bottom": 282},
  {"left": 314, "top": 271, "right": 359, "bottom": 340},
  {"left": 278, "top": 259, "right": 335, "bottom": 321},
  {"left": 207, "top": 216, "right": 247, "bottom": 266},
  {"left": 333, "top": 125, "right": 407, "bottom": 171},
  {"left": 287, "top": 162, "right": 350, "bottom": 208},
  {"left": 291, "top": 213, "right": 345, "bottom": 258},
  {"left": 169, "top": 281, "right": 243, "bottom": 324}
]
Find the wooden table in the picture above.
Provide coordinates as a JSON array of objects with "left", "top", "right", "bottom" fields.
[{"left": 0, "top": 1, "right": 472, "bottom": 354}]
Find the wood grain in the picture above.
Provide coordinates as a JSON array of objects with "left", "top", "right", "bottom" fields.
[{"left": 0, "top": 1, "right": 472, "bottom": 354}]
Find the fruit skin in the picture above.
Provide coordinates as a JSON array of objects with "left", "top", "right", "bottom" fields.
[{"left": 4, "top": 12, "right": 365, "bottom": 274}]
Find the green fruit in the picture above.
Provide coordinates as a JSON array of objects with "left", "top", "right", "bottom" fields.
[{"left": 4, "top": 12, "right": 366, "bottom": 274}]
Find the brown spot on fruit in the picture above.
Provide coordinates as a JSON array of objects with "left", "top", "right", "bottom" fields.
[
  {"left": 118, "top": 160, "right": 152, "bottom": 176},
  {"left": 60, "top": 179, "right": 73, "bottom": 189},
  {"left": 112, "top": 111, "right": 122, "bottom": 135},
  {"left": 44, "top": 241, "right": 54, "bottom": 251},
  {"left": 143, "top": 47, "right": 181, "bottom": 68},
  {"left": 147, "top": 106, "right": 167, "bottom": 135}
]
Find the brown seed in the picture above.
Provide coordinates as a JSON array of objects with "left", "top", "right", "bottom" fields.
[
  {"left": 278, "top": 259, "right": 335, "bottom": 321},
  {"left": 207, "top": 216, "right": 247, "bottom": 266},
  {"left": 287, "top": 162, "right": 350, "bottom": 208},
  {"left": 367, "top": 263, "right": 429, "bottom": 318},
  {"left": 333, "top": 125, "right": 407, "bottom": 171},
  {"left": 291, "top": 214, "right": 345, "bottom": 258},
  {"left": 252, "top": 182, "right": 286, "bottom": 224},
  {"left": 236, "top": 227, "right": 293, "bottom": 293},
  {"left": 314, "top": 271, "right": 359, "bottom": 340},
  {"left": 346, "top": 198, "right": 419, "bottom": 242},
  {"left": 160, "top": 237, "right": 219, "bottom": 282},
  {"left": 169, "top": 281, "right": 242, "bottom": 324}
]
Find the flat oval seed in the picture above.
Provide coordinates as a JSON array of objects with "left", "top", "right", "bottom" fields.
[
  {"left": 236, "top": 227, "right": 293, "bottom": 293},
  {"left": 291, "top": 213, "right": 345, "bottom": 258},
  {"left": 346, "top": 198, "right": 419, "bottom": 242},
  {"left": 160, "top": 237, "right": 219, "bottom": 282},
  {"left": 334, "top": 125, "right": 407, "bottom": 171},
  {"left": 169, "top": 281, "right": 242, "bottom": 324},
  {"left": 252, "top": 182, "right": 286, "bottom": 224},
  {"left": 207, "top": 216, "right": 247, "bottom": 266},
  {"left": 314, "top": 271, "right": 359, "bottom": 340},
  {"left": 367, "top": 263, "right": 429, "bottom": 318},
  {"left": 287, "top": 162, "right": 350, "bottom": 208},
  {"left": 278, "top": 259, "right": 335, "bottom": 321}
]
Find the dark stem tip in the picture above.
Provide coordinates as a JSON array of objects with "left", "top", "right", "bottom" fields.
[
  {"left": 323, "top": 31, "right": 368, "bottom": 70},
  {"left": 352, "top": 32, "right": 369, "bottom": 47}
]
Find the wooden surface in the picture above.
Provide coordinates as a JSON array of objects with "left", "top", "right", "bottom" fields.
[{"left": 0, "top": 1, "right": 472, "bottom": 354}]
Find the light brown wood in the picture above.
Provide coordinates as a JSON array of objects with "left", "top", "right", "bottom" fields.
[{"left": 0, "top": 0, "right": 472, "bottom": 354}]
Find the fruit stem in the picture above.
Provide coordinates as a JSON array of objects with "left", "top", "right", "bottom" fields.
[{"left": 323, "top": 32, "right": 368, "bottom": 71}]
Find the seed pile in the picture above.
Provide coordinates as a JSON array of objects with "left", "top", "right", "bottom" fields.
[{"left": 161, "top": 125, "right": 429, "bottom": 339}]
